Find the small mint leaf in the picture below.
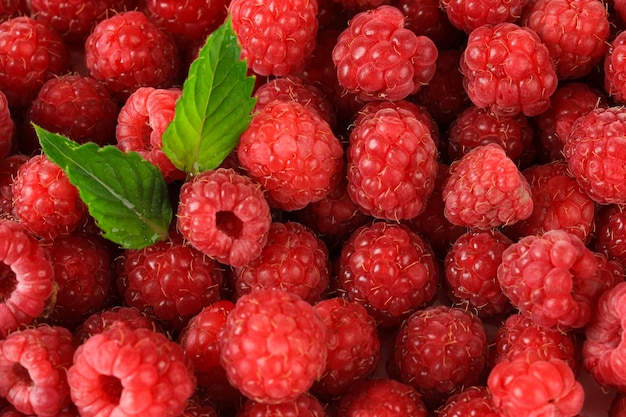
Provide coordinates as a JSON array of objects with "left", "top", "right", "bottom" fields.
[
  {"left": 162, "top": 16, "right": 256, "bottom": 175},
  {"left": 36, "top": 125, "right": 173, "bottom": 249}
]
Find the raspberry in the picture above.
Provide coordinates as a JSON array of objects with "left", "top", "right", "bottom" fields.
[
  {"left": 11, "top": 154, "right": 87, "bottom": 241},
  {"left": 311, "top": 297, "right": 381, "bottom": 397},
  {"left": 116, "top": 230, "right": 224, "bottom": 331},
  {"left": 229, "top": 0, "right": 318, "bottom": 76},
  {"left": 0, "top": 154, "right": 28, "bottom": 216},
  {"left": 522, "top": 0, "right": 610, "bottom": 80},
  {"left": 604, "top": 31, "right": 626, "bottom": 103},
  {"left": 337, "top": 379, "right": 428, "bottom": 417},
  {"left": 346, "top": 101, "right": 438, "bottom": 221},
  {"left": 176, "top": 168, "right": 272, "bottom": 268},
  {"left": 394, "top": 0, "right": 464, "bottom": 50},
  {"left": 440, "top": 0, "right": 528, "bottom": 33},
  {"left": 594, "top": 204, "right": 626, "bottom": 265},
  {"left": 219, "top": 288, "right": 328, "bottom": 404},
  {"left": 233, "top": 221, "right": 330, "bottom": 304},
  {"left": 0, "top": 220, "right": 54, "bottom": 337},
  {"left": 437, "top": 386, "right": 498, "bottom": 417},
  {"left": 504, "top": 162, "right": 596, "bottom": 243},
  {"left": 497, "top": 229, "right": 616, "bottom": 330},
  {"left": 73, "top": 306, "right": 156, "bottom": 343},
  {"left": 116, "top": 86, "right": 185, "bottom": 183},
  {"left": 487, "top": 358, "right": 584, "bottom": 417},
  {"left": 237, "top": 393, "right": 328, "bottom": 417},
  {"left": 442, "top": 143, "right": 534, "bottom": 230},
  {"left": 0, "top": 90, "right": 14, "bottom": 159},
  {"left": 391, "top": 305, "right": 489, "bottom": 408},
  {"left": 0, "top": 0, "right": 26, "bottom": 21},
  {"left": 563, "top": 106, "right": 626, "bottom": 204},
  {"left": 0, "top": 16, "right": 69, "bottom": 109},
  {"left": 181, "top": 397, "right": 219, "bottom": 417},
  {"left": 67, "top": 325, "right": 196, "bottom": 417},
  {"left": 444, "top": 229, "right": 513, "bottom": 318},
  {"left": 0, "top": 325, "right": 75, "bottom": 417},
  {"left": 612, "top": 395, "right": 626, "bottom": 417},
  {"left": 332, "top": 5, "right": 438, "bottom": 101},
  {"left": 460, "top": 22, "right": 558, "bottom": 117},
  {"left": 336, "top": 221, "right": 439, "bottom": 327},
  {"left": 84, "top": 10, "right": 179, "bottom": 100},
  {"left": 237, "top": 100, "right": 344, "bottom": 211}
]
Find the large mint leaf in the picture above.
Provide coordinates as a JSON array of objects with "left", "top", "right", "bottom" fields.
[
  {"left": 36, "top": 125, "right": 172, "bottom": 249},
  {"left": 162, "top": 17, "right": 256, "bottom": 175}
]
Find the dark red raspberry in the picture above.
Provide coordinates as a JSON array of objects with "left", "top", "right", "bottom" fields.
[
  {"left": 605, "top": 31, "right": 626, "bottom": 103},
  {"left": 391, "top": 305, "right": 489, "bottom": 408},
  {"left": 73, "top": 306, "right": 156, "bottom": 343},
  {"left": 437, "top": 386, "right": 498, "bottom": 417},
  {"left": 522, "top": 0, "right": 610, "bottom": 80},
  {"left": 331, "top": 0, "right": 390, "bottom": 11},
  {"left": 219, "top": 288, "right": 328, "bottom": 404},
  {"left": 337, "top": 379, "right": 428, "bottom": 417},
  {"left": 443, "top": 143, "right": 534, "bottom": 230},
  {"left": 0, "top": 0, "right": 26, "bottom": 21},
  {"left": 0, "top": 325, "right": 75, "bottom": 417},
  {"left": 0, "top": 90, "right": 14, "bottom": 159},
  {"left": 337, "top": 221, "right": 439, "bottom": 327},
  {"left": 497, "top": 229, "right": 616, "bottom": 330},
  {"left": 181, "top": 397, "right": 219, "bottom": 417},
  {"left": 460, "top": 22, "right": 558, "bottom": 117},
  {"left": 68, "top": 325, "right": 196, "bottom": 417},
  {"left": 0, "top": 154, "right": 28, "bottom": 216},
  {"left": 0, "top": 16, "right": 69, "bottom": 109},
  {"left": 394, "top": 0, "right": 464, "bottom": 49},
  {"left": 237, "top": 393, "right": 328, "bottom": 417},
  {"left": 229, "top": 0, "right": 318, "bottom": 76},
  {"left": 563, "top": 106, "right": 626, "bottom": 204},
  {"left": 444, "top": 229, "right": 513, "bottom": 318},
  {"left": 611, "top": 395, "right": 626, "bottom": 417},
  {"left": 504, "top": 161, "right": 596, "bottom": 243},
  {"left": 237, "top": 100, "right": 344, "bottom": 211},
  {"left": 84, "top": 10, "right": 179, "bottom": 100},
  {"left": 11, "top": 154, "right": 87, "bottom": 241},
  {"left": 440, "top": 0, "right": 528, "bottom": 33},
  {"left": 116, "top": 86, "right": 185, "bottom": 183},
  {"left": 176, "top": 168, "right": 272, "bottom": 268},
  {"left": 332, "top": 5, "right": 438, "bottom": 101},
  {"left": 311, "top": 297, "right": 381, "bottom": 397},
  {"left": 488, "top": 357, "right": 584, "bottom": 417},
  {"left": 594, "top": 205, "right": 626, "bottom": 266}
]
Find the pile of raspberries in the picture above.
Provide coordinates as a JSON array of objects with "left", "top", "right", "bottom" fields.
[{"left": 0, "top": 0, "right": 626, "bottom": 416}]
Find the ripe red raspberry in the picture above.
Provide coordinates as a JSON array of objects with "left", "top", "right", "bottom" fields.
[
  {"left": 237, "top": 393, "right": 328, "bottom": 417},
  {"left": 497, "top": 229, "right": 616, "bottom": 330},
  {"left": 84, "top": 10, "right": 179, "bottom": 100},
  {"left": 337, "top": 379, "right": 428, "bottom": 417},
  {"left": 0, "top": 16, "right": 69, "bottom": 109},
  {"left": 522, "top": 0, "right": 610, "bottom": 80},
  {"left": 229, "top": 0, "right": 318, "bottom": 76},
  {"left": 563, "top": 106, "right": 626, "bottom": 204},
  {"left": 437, "top": 386, "right": 498, "bottom": 417},
  {"left": 181, "top": 397, "right": 219, "bottom": 417},
  {"left": 346, "top": 101, "right": 438, "bottom": 221},
  {"left": 0, "top": 325, "right": 75, "bottom": 417},
  {"left": 337, "top": 222, "right": 439, "bottom": 327},
  {"left": 233, "top": 221, "right": 330, "bottom": 304},
  {"left": 440, "top": 0, "right": 528, "bottom": 33},
  {"left": 488, "top": 357, "right": 584, "bottom": 417},
  {"left": 443, "top": 143, "right": 533, "bottom": 230},
  {"left": 0, "top": 90, "right": 14, "bottom": 159},
  {"left": 504, "top": 162, "right": 596, "bottom": 243},
  {"left": 68, "top": 325, "right": 196, "bottom": 417},
  {"left": 491, "top": 313, "right": 578, "bottom": 371},
  {"left": 0, "top": 0, "right": 26, "bottom": 21},
  {"left": 460, "top": 22, "right": 558, "bottom": 117},
  {"left": 444, "top": 229, "right": 513, "bottom": 318},
  {"left": 0, "top": 154, "right": 28, "bottom": 216},
  {"left": 116, "top": 86, "right": 185, "bottom": 183},
  {"left": 395, "top": 0, "right": 464, "bottom": 50},
  {"left": 74, "top": 306, "right": 156, "bottom": 343},
  {"left": 311, "top": 297, "right": 381, "bottom": 397},
  {"left": 332, "top": 5, "right": 438, "bottom": 101},
  {"left": 219, "top": 288, "right": 328, "bottom": 404},
  {"left": 391, "top": 305, "right": 489, "bottom": 407},
  {"left": 604, "top": 31, "right": 626, "bottom": 103},
  {"left": 237, "top": 100, "right": 344, "bottom": 211},
  {"left": 594, "top": 205, "right": 626, "bottom": 266},
  {"left": 11, "top": 154, "right": 87, "bottom": 241},
  {"left": 176, "top": 168, "right": 272, "bottom": 268}
]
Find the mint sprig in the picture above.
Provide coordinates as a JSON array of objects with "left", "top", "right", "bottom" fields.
[{"left": 162, "top": 16, "right": 257, "bottom": 176}]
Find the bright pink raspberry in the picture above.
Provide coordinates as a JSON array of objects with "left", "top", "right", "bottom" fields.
[
  {"left": 229, "top": 0, "right": 318, "bottom": 76},
  {"left": 563, "top": 106, "right": 626, "bottom": 204},
  {"left": 84, "top": 10, "right": 179, "bottom": 100},
  {"left": 237, "top": 99, "right": 344, "bottom": 211},
  {"left": 337, "top": 222, "right": 439, "bottom": 327},
  {"left": 443, "top": 143, "right": 534, "bottom": 230},
  {"left": 440, "top": 0, "right": 528, "bottom": 33},
  {"left": 460, "top": 22, "right": 558, "bottom": 116},
  {"left": 437, "top": 386, "right": 498, "bottom": 417},
  {"left": 0, "top": 325, "right": 75, "bottom": 417},
  {"left": 337, "top": 379, "right": 428, "bottom": 417},
  {"left": 176, "top": 168, "right": 272, "bottom": 268},
  {"left": 488, "top": 357, "right": 584, "bottom": 417},
  {"left": 237, "top": 393, "right": 328, "bottom": 417},
  {"left": 497, "top": 229, "right": 616, "bottom": 330},
  {"left": 522, "top": 0, "right": 610, "bottom": 80},
  {"left": 68, "top": 325, "right": 196, "bottom": 417},
  {"left": 332, "top": 5, "right": 438, "bottom": 101},
  {"left": 219, "top": 288, "right": 328, "bottom": 404},
  {"left": 0, "top": 90, "right": 14, "bottom": 159}
]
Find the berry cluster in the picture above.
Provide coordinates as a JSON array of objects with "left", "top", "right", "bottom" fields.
[{"left": 0, "top": 0, "right": 623, "bottom": 417}]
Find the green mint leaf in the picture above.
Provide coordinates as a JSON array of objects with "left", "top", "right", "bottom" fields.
[
  {"left": 162, "top": 16, "right": 256, "bottom": 175},
  {"left": 36, "top": 125, "right": 173, "bottom": 249}
]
